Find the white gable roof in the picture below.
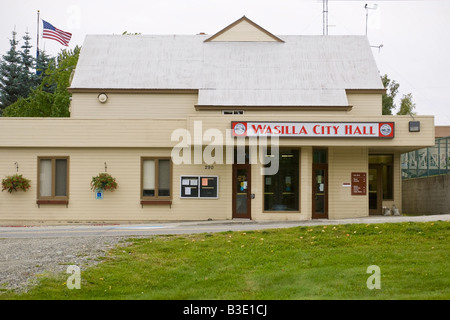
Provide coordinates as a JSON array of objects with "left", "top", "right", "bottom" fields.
[{"left": 70, "top": 31, "right": 384, "bottom": 107}]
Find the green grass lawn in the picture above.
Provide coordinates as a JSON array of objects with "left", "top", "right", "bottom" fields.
[{"left": 2, "top": 221, "right": 449, "bottom": 300}]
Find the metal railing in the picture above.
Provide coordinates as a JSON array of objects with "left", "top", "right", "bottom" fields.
[{"left": 401, "top": 136, "right": 449, "bottom": 179}]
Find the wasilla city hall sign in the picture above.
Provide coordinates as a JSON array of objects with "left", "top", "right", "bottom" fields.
[{"left": 232, "top": 121, "right": 395, "bottom": 138}]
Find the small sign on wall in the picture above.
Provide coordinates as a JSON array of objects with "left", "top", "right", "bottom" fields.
[
  {"left": 351, "top": 172, "right": 367, "bottom": 195},
  {"left": 95, "top": 189, "right": 104, "bottom": 200}
]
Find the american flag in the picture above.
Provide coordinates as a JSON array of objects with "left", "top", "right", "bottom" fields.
[{"left": 42, "top": 20, "right": 72, "bottom": 46}]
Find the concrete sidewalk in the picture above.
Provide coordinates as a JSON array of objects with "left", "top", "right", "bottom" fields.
[
  {"left": 1, "top": 213, "right": 449, "bottom": 228},
  {"left": 288, "top": 213, "right": 450, "bottom": 226},
  {"left": 182, "top": 213, "right": 450, "bottom": 227}
]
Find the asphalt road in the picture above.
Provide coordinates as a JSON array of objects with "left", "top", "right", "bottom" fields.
[{"left": 0, "top": 214, "right": 449, "bottom": 239}]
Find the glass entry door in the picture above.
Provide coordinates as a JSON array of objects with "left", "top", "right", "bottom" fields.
[
  {"left": 232, "top": 164, "right": 251, "bottom": 219},
  {"left": 312, "top": 163, "right": 328, "bottom": 219},
  {"left": 369, "top": 164, "right": 382, "bottom": 215}
]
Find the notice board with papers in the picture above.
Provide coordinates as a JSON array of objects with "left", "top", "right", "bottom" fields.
[
  {"left": 180, "top": 176, "right": 218, "bottom": 199},
  {"left": 180, "top": 176, "right": 199, "bottom": 198},
  {"left": 200, "top": 176, "right": 218, "bottom": 198}
]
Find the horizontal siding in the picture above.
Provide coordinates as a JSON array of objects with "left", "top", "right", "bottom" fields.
[
  {"left": 70, "top": 92, "right": 376, "bottom": 119},
  {"left": 0, "top": 115, "right": 434, "bottom": 149},
  {"left": 0, "top": 119, "right": 187, "bottom": 148},
  {"left": 172, "top": 163, "right": 232, "bottom": 220},
  {"left": 329, "top": 147, "right": 369, "bottom": 219},
  {"left": 0, "top": 148, "right": 232, "bottom": 223},
  {"left": 0, "top": 149, "right": 38, "bottom": 219},
  {"left": 0, "top": 146, "right": 405, "bottom": 223},
  {"left": 209, "top": 19, "right": 278, "bottom": 42},
  {"left": 300, "top": 147, "right": 313, "bottom": 219},
  {"left": 71, "top": 93, "right": 198, "bottom": 119},
  {"left": 346, "top": 93, "right": 382, "bottom": 116}
]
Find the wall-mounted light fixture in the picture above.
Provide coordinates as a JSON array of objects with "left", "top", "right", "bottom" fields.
[
  {"left": 98, "top": 93, "right": 108, "bottom": 103},
  {"left": 409, "top": 121, "right": 420, "bottom": 132}
]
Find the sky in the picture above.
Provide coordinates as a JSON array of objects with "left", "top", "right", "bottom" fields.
[{"left": 1, "top": 0, "right": 449, "bottom": 125}]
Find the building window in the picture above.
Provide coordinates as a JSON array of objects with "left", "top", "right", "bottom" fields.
[
  {"left": 369, "top": 155, "right": 394, "bottom": 200},
  {"left": 141, "top": 158, "right": 172, "bottom": 199},
  {"left": 264, "top": 149, "right": 300, "bottom": 211},
  {"left": 38, "top": 157, "right": 69, "bottom": 199}
]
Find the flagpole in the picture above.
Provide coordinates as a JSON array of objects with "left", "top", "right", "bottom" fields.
[{"left": 36, "top": 10, "right": 40, "bottom": 60}]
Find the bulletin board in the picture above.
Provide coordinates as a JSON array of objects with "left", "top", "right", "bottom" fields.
[
  {"left": 200, "top": 176, "right": 218, "bottom": 198},
  {"left": 180, "top": 176, "right": 218, "bottom": 199},
  {"left": 180, "top": 176, "right": 199, "bottom": 198}
]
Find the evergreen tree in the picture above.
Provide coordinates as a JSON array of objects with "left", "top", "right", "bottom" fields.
[
  {"left": 2, "top": 46, "right": 80, "bottom": 117},
  {"left": 0, "top": 29, "right": 55, "bottom": 115},
  {"left": 18, "top": 31, "right": 36, "bottom": 98},
  {"left": 0, "top": 30, "right": 22, "bottom": 112},
  {"left": 0, "top": 30, "right": 47, "bottom": 114},
  {"left": 35, "top": 49, "right": 55, "bottom": 92}
]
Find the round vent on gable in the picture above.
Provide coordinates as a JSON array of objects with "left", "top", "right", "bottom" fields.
[{"left": 98, "top": 93, "right": 108, "bottom": 103}]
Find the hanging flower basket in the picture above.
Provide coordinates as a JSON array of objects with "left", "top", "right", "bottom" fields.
[
  {"left": 90, "top": 173, "right": 118, "bottom": 192},
  {"left": 1, "top": 174, "right": 31, "bottom": 193}
]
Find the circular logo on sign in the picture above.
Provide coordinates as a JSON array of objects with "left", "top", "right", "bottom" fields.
[
  {"left": 233, "top": 123, "right": 246, "bottom": 136},
  {"left": 380, "top": 124, "right": 392, "bottom": 136}
]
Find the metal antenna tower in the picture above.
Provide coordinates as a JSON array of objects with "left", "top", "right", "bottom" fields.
[
  {"left": 323, "top": 0, "right": 329, "bottom": 35},
  {"left": 365, "top": 3, "right": 378, "bottom": 36}
]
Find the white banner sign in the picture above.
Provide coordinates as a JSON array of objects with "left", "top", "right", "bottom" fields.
[{"left": 231, "top": 121, "right": 394, "bottom": 138}]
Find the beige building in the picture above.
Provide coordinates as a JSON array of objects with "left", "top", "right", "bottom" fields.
[{"left": 0, "top": 17, "right": 435, "bottom": 225}]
